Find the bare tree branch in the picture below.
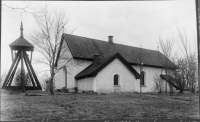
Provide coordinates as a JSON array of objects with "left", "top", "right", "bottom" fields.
[
  {"left": 2, "top": 2, "right": 42, "bottom": 15},
  {"left": 28, "top": 5, "right": 76, "bottom": 94},
  {"left": 159, "top": 34, "right": 175, "bottom": 94}
]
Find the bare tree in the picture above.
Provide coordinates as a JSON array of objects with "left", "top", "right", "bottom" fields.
[
  {"left": 159, "top": 35, "right": 175, "bottom": 94},
  {"left": 173, "top": 57, "right": 190, "bottom": 93},
  {"left": 2, "top": 1, "right": 40, "bottom": 15},
  {"left": 177, "top": 26, "right": 198, "bottom": 102},
  {"left": 39, "top": 71, "right": 50, "bottom": 91},
  {"left": 29, "top": 5, "right": 75, "bottom": 94},
  {"left": 153, "top": 74, "right": 164, "bottom": 94},
  {"left": 187, "top": 53, "right": 198, "bottom": 93}
]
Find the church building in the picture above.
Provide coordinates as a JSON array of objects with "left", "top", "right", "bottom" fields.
[{"left": 55, "top": 34, "right": 176, "bottom": 93}]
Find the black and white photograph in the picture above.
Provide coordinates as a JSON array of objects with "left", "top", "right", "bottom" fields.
[{"left": 1, "top": 0, "right": 199, "bottom": 121}]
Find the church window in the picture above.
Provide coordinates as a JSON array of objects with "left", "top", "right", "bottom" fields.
[
  {"left": 140, "top": 71, "right": 145, "bottom": 86},
  {"left": 114, "top": 74, "right": 119, "bottom": 86}
]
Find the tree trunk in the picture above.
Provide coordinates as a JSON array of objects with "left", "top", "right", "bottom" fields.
[
  {"left": 50, "top": 75, "right": 54, "bottom": 94},
  {"left": 159, "top": 88, "right": 161, "bottom": 94},
  {"left": 50, "top": 65, "right": 55, "bottom": 94},
  {"left": 165, "top": 68, "right": 168, "bottom": 94}
]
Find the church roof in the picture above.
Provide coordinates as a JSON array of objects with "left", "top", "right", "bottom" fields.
[
  {"left": 55, "top": 34, "right": 176, "bottom": 69},
  {"left": 9, "top": 22, "right": 34, "bottom": 51},
  {"left": 75, "top": 53, "right": 140, "bottom": 80}
]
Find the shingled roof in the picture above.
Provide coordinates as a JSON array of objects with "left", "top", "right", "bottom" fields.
[
  {"left": 160, "top": 75, "right": 179, "bottom": 90},
  {"left": 75, "top": 53, "right": 140, "bottom": 80},
  {"left": 56, "top": 34, "right": 176, "bottom": 69},
  {"left": 10, "top": 37, "right": 34, "bottom": 51},
  {"left": 160, "top": 75, "right": 190, "bottom": 91}
]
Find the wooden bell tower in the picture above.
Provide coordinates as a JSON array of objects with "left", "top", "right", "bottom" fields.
[{"left": 1, "top": 22, "right": 42, "bottom": 92}]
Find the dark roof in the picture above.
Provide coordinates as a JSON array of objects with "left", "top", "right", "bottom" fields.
[
  {"left": 75, "top": 53, "right": 140, "bottom": 80},
  {"left": 9, "top": 22, "right": 34, "bottom": 51},
  {"left": 55, "top": 34, "right": 176, "bottom": 69},
  {"left": 9, "top": 37, "right": 34, "bottom": 51},
  {"left": 160, "top": 75, "right": 179, "bottom": 90}
]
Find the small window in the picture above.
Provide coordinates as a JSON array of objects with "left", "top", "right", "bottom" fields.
[
  {"left": 140, "top": 71, "right": 145, "bottom": 86},
  {"left": 114, "top": 74, "right": 119, "bottom": 86}
]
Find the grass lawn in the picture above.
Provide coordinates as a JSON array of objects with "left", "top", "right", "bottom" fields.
[{"left": 1, "top": 90, "right": 199, "bottom": 121}]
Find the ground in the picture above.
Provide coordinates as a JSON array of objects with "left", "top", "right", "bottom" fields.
[{"left": 1, "top": 90, "right": 199, "bottom": 121}]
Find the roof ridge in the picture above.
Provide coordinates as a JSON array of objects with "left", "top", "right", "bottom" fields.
[{"left": 63, "top": 33, "right": 159, "bottom": 53}]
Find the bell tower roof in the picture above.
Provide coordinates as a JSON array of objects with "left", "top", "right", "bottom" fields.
[{"left": 9, "top": 21, "right": 34, "bottom": 51}]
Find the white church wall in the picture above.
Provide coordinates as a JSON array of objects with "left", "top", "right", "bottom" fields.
[
  {"left": 55, "top": 38, "right": 73, "bottom": 89},
  {"left": 72, "top": 59, "right": 93, "bottom": 87},
  {"left": 55, "top": 68, "right": 65, "bottom": 89},
  {"left": 94, "top": 58, "right": 137, "bottom": 93},
  {"left": 57, "top": 38, "right": 73, "bottom": 69},
  {"left": 132, "top": 65, "right": 174, "bottom": 93},
  {"left": 55, "top": 39, "right": 92, "bottom": 89},
  {"left": 132, "top": 65, "right": 165, "bottom": 92},
  {"left": 55, "top": 38, "right": 175, "bottom": 92},
  {"left": 77, "top": 77, "right": 94, "bottom": 92},
  {"left": 134, "top": 79, "right": 141, "bottom": 92}
]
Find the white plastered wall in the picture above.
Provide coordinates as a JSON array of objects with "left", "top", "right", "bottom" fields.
[
  {"left": 94, "top": 58, "right": 137, "bottom": 93},
  {"left": 55, "top": 68, "right": 65, "bottom": 89},
  {"left": 55, "top": 38, "right": 174, "bottom": 92},
  {"left": 132, "top": 65, "right": 172, "bottom": 93},
  {"left": 67, "top": 59, "right": 92, "bottom": 88},
  {"left": 77, "top": 77, "right": 94, "bottom": 92},
  {"left": 55, "top": 38, "right": 92, "bottom": 89}
]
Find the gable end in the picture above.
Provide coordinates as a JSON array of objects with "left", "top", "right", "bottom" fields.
[{"left": 75, "top": 53, "right": 140, "bottom": 80}]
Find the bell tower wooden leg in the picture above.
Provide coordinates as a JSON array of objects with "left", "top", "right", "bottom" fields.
[
  {"left": 30, "top": 51, "right": 33, "bottom": 63},
  {"left": 23, "top": 53, "right": 36, "bottom": 88},
  {"left": 23, "top": 51, "right": 42, "bottom": 89},
  {"left": 7, "top": 55, "right": 21, "bottom": 86},
  {"left": 2, "top": 51, "right": 20, "bottom": 89},
  {"left": 21, "top": 49, "right": 25, "bottom": 92}
]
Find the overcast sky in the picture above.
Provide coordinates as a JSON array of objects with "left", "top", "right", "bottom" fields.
[{"left": 1, "top": 0, "right": 197, "bottom": 78}]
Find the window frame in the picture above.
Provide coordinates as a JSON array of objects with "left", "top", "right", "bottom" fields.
[
  {"left": 140, "top": 71, "right": 146, "bottom": 86},
  {"left": 113, "top": 74, "right": 120, "bottom": 86}
]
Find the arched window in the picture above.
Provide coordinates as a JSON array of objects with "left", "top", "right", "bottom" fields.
[
  {"left": 140, "top": 71, "right": 145, "bottom": 86},
  {"left": 114, "top": 74, "right": 119, "bottom": 86}
]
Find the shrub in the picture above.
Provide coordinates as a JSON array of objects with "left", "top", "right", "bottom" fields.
[
  {"left": 153, "top": 74, "right": 164, "bottom": 94},
  {"left": 14, "top": 69, "right": 32, "bottom": 86}
]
